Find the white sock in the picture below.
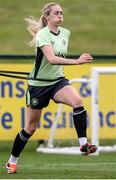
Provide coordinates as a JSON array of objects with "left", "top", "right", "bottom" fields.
[
  {"left": 8, "top": 154, "right": 18, "bottom": 164},
  {"left": 79, "top": 137, "right": 87, "bottom": 146}
]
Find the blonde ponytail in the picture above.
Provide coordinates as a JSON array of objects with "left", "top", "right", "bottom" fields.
[
  {"left": 25, "top": 16, "right": 47, "bottom": 47},
  {"left": 25, "top": 2, "right": 59, "bottom": 47}
]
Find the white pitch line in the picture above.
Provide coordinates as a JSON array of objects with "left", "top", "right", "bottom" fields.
[{"left": 19, "top": 162, "right": 116, "bottom": 168}]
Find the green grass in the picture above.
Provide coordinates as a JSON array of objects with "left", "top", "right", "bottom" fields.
[
  {"left": 0, "top": 0, "right": 116, "bottom": 54},
  {"left": 0, "top": 141, "right": 116, "bottom": 179},
  {"left": 1, "top": 151, "right": 116, "bottom": 179}
]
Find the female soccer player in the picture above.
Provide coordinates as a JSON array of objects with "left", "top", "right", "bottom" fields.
[{"left": 6, "top": 2, "right": 97, "bottom": 173}]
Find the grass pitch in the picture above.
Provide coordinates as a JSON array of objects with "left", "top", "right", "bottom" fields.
[{"left": 0, "top": 143, "right": 116, "bottom": 179}]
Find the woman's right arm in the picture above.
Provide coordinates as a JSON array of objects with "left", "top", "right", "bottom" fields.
[{"left": 42, "top": 45, "right": 93, "bottom": 65}]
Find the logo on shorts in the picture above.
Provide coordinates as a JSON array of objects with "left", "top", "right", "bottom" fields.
[{"left": 31, "top": 98, "right": 38, "bottom": 106}]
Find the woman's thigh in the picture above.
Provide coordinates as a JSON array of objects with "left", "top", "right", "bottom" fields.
[{"left": 53, "top": 85, "right": 83, "bottom": 108}]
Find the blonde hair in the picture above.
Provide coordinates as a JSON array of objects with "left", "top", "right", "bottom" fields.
[{"left": 25, "top": 2, "right": 59, "bottom": 47}]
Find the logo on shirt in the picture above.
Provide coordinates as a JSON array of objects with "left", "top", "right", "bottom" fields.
[
  {"left": 62, "top": 39, "right": 66, "bottom": 45},
  {"left": 57, "top": 53, "right": 67, "bottom": 58},
  {"left": 51, "top": 41, "right": 55, "bottom": 45}
]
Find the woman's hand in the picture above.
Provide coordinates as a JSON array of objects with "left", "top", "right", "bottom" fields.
[{"left": 77, "top": 53, "right": 93, "bottom": 64}]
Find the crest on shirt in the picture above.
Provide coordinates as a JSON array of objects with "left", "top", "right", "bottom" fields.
[{"left": 62, "top": 39, "right": 66, "bottom": 45}]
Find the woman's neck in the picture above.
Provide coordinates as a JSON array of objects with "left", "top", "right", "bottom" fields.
[{"left": 47, "top": 24, "right": 59, "bottom": 34}]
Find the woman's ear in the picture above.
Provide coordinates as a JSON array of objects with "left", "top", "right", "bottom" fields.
[{"left": 45, "top": 15, "right": 49, "bottom": 21}]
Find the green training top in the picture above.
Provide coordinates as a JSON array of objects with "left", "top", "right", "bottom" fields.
[{"left": 28, "top": 26, "right": 70, "bottom": 86}]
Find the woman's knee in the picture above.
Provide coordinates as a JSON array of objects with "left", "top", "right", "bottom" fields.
[
  {"left": 25, "top": 124, "right": 37, "bottom": 135},
  {"left": 71, "top": 96, "right": 83, "bottom": 108}
]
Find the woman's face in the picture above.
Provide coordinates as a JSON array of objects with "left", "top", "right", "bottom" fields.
[{"left": 47, "top": 5, "right": 63, "bottom": 26}]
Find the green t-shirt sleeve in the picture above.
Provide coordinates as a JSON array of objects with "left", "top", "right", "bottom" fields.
[{"left": 36, "top": 30, "right": 52, "bottom": 47}]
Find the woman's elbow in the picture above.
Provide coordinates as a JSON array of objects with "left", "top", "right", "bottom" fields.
[{"left": 47, "top": 56, "right": 55, "bottom": 64}]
